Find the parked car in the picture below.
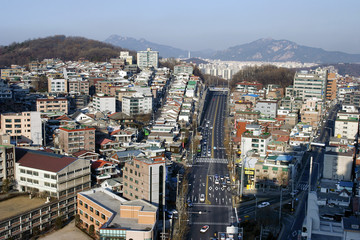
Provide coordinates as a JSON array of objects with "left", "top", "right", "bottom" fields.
[
  {"left": 258, "top": 202, "right": 270, "bottom": 208},
  {"left": 200, "top": 225, "right": 209, "bottom": 233}
]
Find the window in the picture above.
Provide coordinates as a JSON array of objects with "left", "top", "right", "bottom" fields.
[
  {"left": 90, "top": 207, "right": 93, "bottom": 212},
  {"left": 79, "top": 200, "right": 83, "bottom": 206},
  {"left": 136, "top": 164, "right": 140, "bottom": 168},
  {"left": 33, "top": 171, "right": 39, "bottom": 176},
  {"left": 95, "top": 210, "right": 99, "bottom": 216},
  {"left": 95, "top": 220, "right": 100, "bottom": 226},
  {"left": 20, "top": 169, "right": 25, "bottom": 173},
  {"left": 5, "top": 124, "right": 12, "bottom": 128},
  {"left": 85, "top": 213, "right": 88, "bottom": 219},
  {"left": 101, "top": 214, "right": 105, "bottom": 220},
  {"left": 79, "top": 210, "right": 83, "bottom": 215},
  {"left": 5, "top": 119, "right": 12, "bottom": 123},
  {"left": 84, "top": 203, "right": 88, "bottom": 209},
  {"left": 90, "top": 217, "right": 93, "bottom": 222},
  {"left": 44, "top": 174, "right": 50, "bottom": 178}
]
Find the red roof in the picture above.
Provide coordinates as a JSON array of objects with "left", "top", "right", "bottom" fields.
[
  {"left": 276, "top": 136, "right": 290, "bottom": 142},
  {"left": 59, "top": 127, "right": 95, "bottom": 132},
  {"left": 16, "top": 148, "right": 78, "bottom": 173},
  {"left": 55, "top": 114, "right": 71, "bottom": 121},
  {"left": 96, "top": 138, "right": 113, "bottom": 145},
  {"left": 91, "top": 160, "right": 114, "bottom": 169},
  {"left": 72, "top": 149, "right": 90, "bottom": 157}
]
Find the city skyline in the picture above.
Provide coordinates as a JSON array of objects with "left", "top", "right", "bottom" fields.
[{"left": 1, "top": 0, "right": 360, "bottom": 54}]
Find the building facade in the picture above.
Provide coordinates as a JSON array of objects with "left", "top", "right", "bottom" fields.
[
  {"left": 122, "top": 94, "right": 152, "bottom": 116},
  {"left": 334, "top": 112, "right": 359, "bottom": 140},
  {"left": 292, "top": 68, "right": 327, "bottom": 101},
  {"left": 58, "top": 126, "right": 95, "bottom": 154},
  {"left": 48, "top": 78, "right": 67, "bottom": 94},
  {"left": 0, "top": 112, "right": 42, "bottom": 145},
  {"left": 122, "top": 156, "right": 166, "bottom": 207},
  {"left": 92, "top": 93, "right": 116, "bottom": 114},
  {"left": 68, "top": 80, "right": 89, "bottom": 95},
  {"left": 137, "top": 48, "right": 159, "bottom": 69},
  {"left": 36, "top": 98, "right": 68, "bottom": 114}
]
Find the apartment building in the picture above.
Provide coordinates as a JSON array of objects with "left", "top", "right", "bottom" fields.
[
  {"left": 0, "top": 80, "right": 12, "bottom": 100},
  {"left": 253, "top": 100, "right": 278, "bottom": 118},
  {"left": 324, "top": 147, "right": 353, "bottom": 181},
  {"left": 68, "top": 79, "right": 89, "bottom": 95},
  {"left": 326, "top": 72, "right": 337, "bottom": 100},
  {"left": 77, "top": 188, "right": 157, "bottom": 240},
  {"left": 58, "top": 126, "right": 95, "bottom": 154},
  {"left": 15, "top": 148, "right": 91, "bottom": 198},
  {"left": 36, "top": 97, "right": 68, "bottom": 114},
  {"left": 343, "top": 91, "right": 360, "bottom": 108},
  {"left": 0, "top": 135, "right": 16, "bottom": 188},
  {"left": 334, "top": 112, "right": 359, "bottom": 140},
  {"left": 292, "top": 68, "right": 327, "bottom": 101},
  {"left": 137, "top": 48, "right": 159, "bottom": 69},
  {"left": 240, "top": 125, "right": 272, "bottom": 158},
  {"left": 122, "top": 93, "right": 152, "bottom": 116},
  {"left": 123, "top": 156, "right": 166, "bottom": 207},
  {"left": 174, "top": 64, "right": 194, "bottom": 75},
  {"left": 0, "top": 111, "right": 42, "bottom": 145},
  {"left": 48, "top": 78, "right": 67, "bottom": 93},
  {"left": 92, "top": 93, "right": 116, "bottom": 114}
]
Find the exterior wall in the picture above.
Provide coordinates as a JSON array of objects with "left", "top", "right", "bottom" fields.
[
  {"left": 58, "top": 127, "right": 95, "bottom": 154},
  {"left": 77, "top": 194, "right": 113, "bottom": 233},
  {"left": 323, "top": 153, "right": 353, "bottom": 181},
  {"left": 36, "top": 98, "right": 68, "bottom": 114},
  {"left": 293, "top": 69, "right": 327, "bottom": 101},
  {"left": 0, "top": 145, "right": 15, "bottom": 184},
  {"left": 122, "top": 95, "right": 152, "bottom": 116},
  {"left": 48, "top": 78, "right": 67, "bottom": 93},
  {"left": 119, "top": 205, "right": 156, "bottom": 224},
  {"left": 93, "top": 95, "right": 116, "bottom": 113},
  {"left": 254, "top": 101, "right": 278, "bottom": 118},
  {"left": 174, "top": 65, "right": 193, "bottom": 75},
  {"left": 123, "top": 158, "right": 165, "bottom": 206},
  {"left": 137, "top": 49, "right": 159, "bottom": 69},
  {"left": 0, "top": 112, "right": 42, "bottom": 145},
  {"left": 68, "top": 80, "right": 89, "bottom": 95},
  {"left": 334, "top": 120, "right": 358, "bottom": 140}
]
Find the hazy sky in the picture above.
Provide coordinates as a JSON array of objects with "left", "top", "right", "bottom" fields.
[{"left": 1, "top": 0, "right": 360, "bottom": 53}]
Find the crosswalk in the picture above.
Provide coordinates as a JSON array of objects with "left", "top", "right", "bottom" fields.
[
  {"left": 196, "top": 157, "right": 228, "bottom": 164},
  {"left": 298, "top": 183, "right": 308, "bottom": 190}
]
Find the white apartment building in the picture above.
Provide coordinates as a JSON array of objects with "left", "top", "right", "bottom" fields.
[
  {"left": 48, "top": 78, "right": 67, "bottom": 93},
  {"left": 16, "top": 148, "right": 91, "bottom": 199},
  {"left": 324, "top": 147, "right": 353, "bottom": 181},
  {"left": 122, "top": 93, "right": 153, "bottom": 116},
  {"left": 137, "top": 48, "right": 159, "bottom": 69},
  {"left": 292, "top": 68, "right": 327, "bottom": 101},
  {"left": 0, "top": 112, "right": 42, "bottom": 145},
  {"left": 334, "top": 112, "right": 359, "bottom": 140},
  {"left": 93, "top": 93, "right": 116, "bottom": 114},
  {"left": 241, "top": 125, "right": 272, "bottom": 158},
  {"left": 254, "top": 100, "right": 278, "bottom": 118}
]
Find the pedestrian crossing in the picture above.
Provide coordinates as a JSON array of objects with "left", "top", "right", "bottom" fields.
[
  {"left": 298, "top": 183, "right": 308, "bottom": 190},
  {"left": 196, "top": 157, "right": 228, "bottom": 164}
]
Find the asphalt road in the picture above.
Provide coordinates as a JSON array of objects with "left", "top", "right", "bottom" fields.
[
  {"left": 281, "top": 103, "right": 339, "bottom": 240},
  {"left": 187, "top": 91, "right": 235, "bottom": 240}
]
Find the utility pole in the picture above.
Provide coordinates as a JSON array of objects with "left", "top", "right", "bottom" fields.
[
  {"left": 279, "top": 188, "right": 282, "bottom": 226},
  {"left": 177, "top": 173, "right": 180, "bottom": 196},
  {"left": 254, "top": 194, "right": 257, "bottom": 221},
  {"left": 308, "top": 156, "right": 313, "bottom": 193}
]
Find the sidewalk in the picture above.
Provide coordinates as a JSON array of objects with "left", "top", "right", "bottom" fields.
[{"left": 39, "top": 220, "right": 91, "bottom": 240}]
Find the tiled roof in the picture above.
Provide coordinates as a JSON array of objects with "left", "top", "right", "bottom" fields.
[
  {"left": 91, "top": 160, "right": 114, "bottom": 169},
  {"left": 97, "top": 138, "right": 113, "bottom": 145},
  {"left": 16, "top": 148, "right": 78, "bottom": 173}
]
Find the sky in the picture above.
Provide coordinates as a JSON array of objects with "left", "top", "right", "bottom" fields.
[{"left": 1, "top": 0, "right": 360, "bottom": 54}]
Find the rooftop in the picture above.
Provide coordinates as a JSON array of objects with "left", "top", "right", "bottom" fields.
[{"left": 0, "top": 195, "right": 46, "bottom": 221}]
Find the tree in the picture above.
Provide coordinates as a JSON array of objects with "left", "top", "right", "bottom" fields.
[
  {"left": 75, "top": 214, "right": 81, "bottom": 227},
  {"left": 89, "top": 224, "right": 95, "bottom": 236},
  {"left": 55, "top": 216, "right": 63, "bottom": 230},
  {"left": 2, "top": 178, "right": 11, "bottom": 193},
  {"left": 32, "top": 226, "right": 40, "bottom": 237}
]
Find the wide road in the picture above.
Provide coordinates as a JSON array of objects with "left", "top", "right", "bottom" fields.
[{"left": 187, "top": 91, "right": 235, "bottom": 240}]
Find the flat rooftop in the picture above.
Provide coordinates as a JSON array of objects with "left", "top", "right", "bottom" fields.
[{"left": 0, "top": 195, "right": 46, "bottom": 221}]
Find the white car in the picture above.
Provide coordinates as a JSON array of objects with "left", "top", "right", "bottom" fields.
[
  {"left": 199, "top": 194, "right": 205, "bottom": 202},
  {"left": 200, "top": 225, "right": 209, "bottom": 233},
  {"left": 257, "top": 202, "right": 270, "bottom": 208}
]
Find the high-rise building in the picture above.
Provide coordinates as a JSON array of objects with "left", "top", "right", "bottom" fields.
[
  {"left": 48, "top": 78, "right": 67, "bottom": 93},
  {"left": 292, "top": 68, "right": 327, "bottom": 101},
  {"left": 326, "top": 72, "right": 337, "bottom": 100},
  {"left": 137, "top": 48, "right": 159, "bottom": 69}
]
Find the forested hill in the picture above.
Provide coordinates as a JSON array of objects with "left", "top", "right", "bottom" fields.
[{"left": 0, "top": 35, "right": 134, "bottom": 68}]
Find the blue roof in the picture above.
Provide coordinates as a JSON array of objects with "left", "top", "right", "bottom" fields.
[
  {"left": 276, "top": 155, "right": 293, "bottom": 161},
  {"left": 243, "top": 94, "right": 259, "bottom": 97},
  {"left": 339, "top": 181, "right": 353, "bottom": 188}
]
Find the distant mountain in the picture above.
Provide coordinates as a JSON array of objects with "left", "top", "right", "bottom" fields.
[
  {"left": 0, "top": 35, "right": 134, "bottom": 68},
  {"left": 211, "top": 38, "right": 360, "bottom": 63},
  {"left": 105, "top": 35, "right": 189, "bottom": 58}
]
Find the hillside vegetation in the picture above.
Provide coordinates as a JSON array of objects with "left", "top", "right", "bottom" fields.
[
  {"left": 0, "top": 35, "right": 135, "bottom": 68},
  {"left": 230, "top": 65, "right": 295, "bottom": 89}
]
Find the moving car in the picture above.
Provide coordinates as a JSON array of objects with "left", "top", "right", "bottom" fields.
[
  {"left": 200, "top": 225, "right": 209, "bottom": 233},
  {"left": 257, "top": 202, "right": 270, "bottom": 208},
  {"left": 199, "top": 194, "right": 205, "bottom": 202}
]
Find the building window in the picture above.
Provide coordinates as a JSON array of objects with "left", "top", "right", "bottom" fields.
[
  {"left": 90, "top": 217, "right": 93, "bottom": 222},
  {"left": 101, "top": 214, "right": 105, "bottom": 220},
  {"left": 95, "top": 210, "right": 99, "bottom": 216},
  {"left": 84, "top": 203, "right": 88, "bottom": 209},
  {"left": 85, "top": 213, "right": 88, "bottom": 219},
  {"left": 79, "top": 210, "right": 83, "bottom": 215},
  {"left": 90, "top": 207, "right": 93, "bottom": 212},
  {"left": 79, "top": 200, "right": 83, "bottom": 206}
]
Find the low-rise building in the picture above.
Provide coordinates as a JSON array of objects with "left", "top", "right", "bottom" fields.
[
  {"left": 15, "top": 148, "right": 91, "bottom": 199},
  {"left": 334, "top": 112, "right": 359, "bottom": 140},
  {"left": 122, "top": 93, "right": 152, "bottom": 116},
  {"left": 93, "top": 93, "right": 116, "bottom": 114},
  {"left": 77, "top": 188, "right": 158, "bottom": 240},
  {"left": 36, "top": 97, "right": 68, "bottom": 114},
  {"left": 57, "top": 126, "right": 95, "bottom": 154}
]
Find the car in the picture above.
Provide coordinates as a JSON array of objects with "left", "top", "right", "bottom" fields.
[
  {"left": 290, "top": 190, "right": 299, "bottom": 196},
  {"left": 187, "top": 199, "right": 193, "bottom": 208},
  {"left": 220, "top": 233, "right": 226, "bottom": 240},
  {"left": 257, "top": 202, "right": 270, "bottom": 208},
  {"left": 200, "top": 225, "right": 209, "bottom": 233},
  {"left": 199, "top": 194, "right": 205, "bottom": 202},
  {"left": 220, "top": 175, "right": 224, "bottom": 181}
]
